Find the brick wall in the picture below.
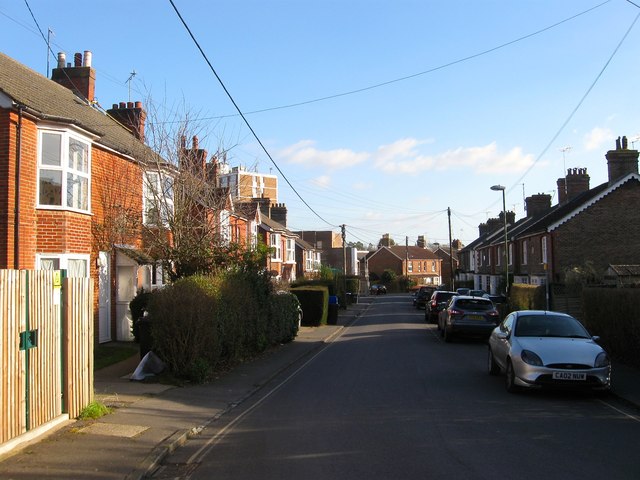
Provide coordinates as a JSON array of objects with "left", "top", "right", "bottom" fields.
[{"left": 552, "top": 180, "right": 640, "bottom": 280}]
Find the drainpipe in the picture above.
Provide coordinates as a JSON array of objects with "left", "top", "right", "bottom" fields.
[{"left": 14, "top": 105, "right": 23, "bottom": 269}]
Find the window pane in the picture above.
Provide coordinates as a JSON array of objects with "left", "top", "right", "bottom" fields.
[
  {"left": 42, "top": 132, "right": 62, "bottom": 166},
  {"left": 67, "top": 173, "right": 88, "bottom": 210},
  {"left": 39, "top": 170, "right": 63, "bottom": 205},
  {"left": 68, "top": 138, "right": 89, "bottom": 173},
  {"left": 40, "top": 258, "right": 60, "bottom": 270},
  {"left": 68, "top": 259, "right": 87, "bottom": 277}
]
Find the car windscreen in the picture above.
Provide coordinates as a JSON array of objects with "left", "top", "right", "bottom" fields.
[
  {"left": 437, "top": 293, "right": 456, "bottom": 302},
  {"left": 514, "top": 314, "right": 590, "bottom": 338},
  {"left": 455, "top": 299, "right": 494, "bottom": 310}
]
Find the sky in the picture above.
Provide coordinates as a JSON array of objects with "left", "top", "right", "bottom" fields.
[{"left": 2, "top": 0, "right": 639, "bottom": 248}]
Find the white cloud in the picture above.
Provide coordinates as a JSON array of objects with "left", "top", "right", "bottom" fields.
[
  {"left": 311, "top": 175, "right": 331, "bottom": 188},
  {"left": 583, "top": 127, "right": 614, "bottom": 151},
  {"left": 352, "top": 181, "right": 373, "bottom": 191},
  {"left": 374, "top": 141, "right": 534, "bottom": 175},
  {"left": 278, "top": 140, "right": 370, "bottom": 170}
]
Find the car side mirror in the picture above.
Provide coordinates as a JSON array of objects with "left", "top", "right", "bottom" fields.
[
  {"left": 495, "top": 331, "right": 508, "bottom": 340},
  {"left": 592, "top": 335, "right": 601, "bottom": 343}
]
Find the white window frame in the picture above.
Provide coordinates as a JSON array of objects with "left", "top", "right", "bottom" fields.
[
  {"left": 36, "top": 253, "right": 90, "bottom": 277},
  {"left": 408, "top": 262, "right": 413, "bottom": 273},
  {"left": 285, "top": 237, "right": 295, "bottom": 263},
  {"left": 143, "top": 171, "right": 174, "bottom": 226},
  {"left": 37, "top": 128, "right": 91, "bottom": 212},
  {"left": 270, "top": 233, "right": 282, "bottom": 261}
]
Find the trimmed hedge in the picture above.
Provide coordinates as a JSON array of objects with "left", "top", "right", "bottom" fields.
[
  {"left": 509, "top": 284, "right": 545, "bottom": 311},
  {"left": 290, "top": 286, "right": 329, "bottom": 326},
  {"left": 581, "top": 287, "right": 640, "bottom": 368},
  {"left": 146, "top": 273, "right": 301, "bottom": 382}
]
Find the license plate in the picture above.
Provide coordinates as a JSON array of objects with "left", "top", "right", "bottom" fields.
[
  {"left": 467, "top": 315, "right": 484, "bottom": 320},
  {"left": 553, "top": 371, "right": 586, "bottom": 381}
]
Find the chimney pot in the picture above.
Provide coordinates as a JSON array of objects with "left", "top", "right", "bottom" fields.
[
  {"left": 74, "top": 53, "right": 82, "bottom": 67},
  {"left": 83, "top": 50, "right": 92, "bottom": 67},
  {"left": 119, "top": 102, "right": 126, "bottom": 108},
  {"left": 57, "top": 52, "right": 66, "bottom": 69},
  {"left": 134, "top": 101, "right": 142, "bottom": 108}
]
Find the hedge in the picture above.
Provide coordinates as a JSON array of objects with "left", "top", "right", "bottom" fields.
[{"left": 290, "top": 286, "right": 329, "bottom": 326}]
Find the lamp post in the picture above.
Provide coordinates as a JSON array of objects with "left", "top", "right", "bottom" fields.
[{"left": 490, "top": 185, "right": 509, "bottom": 296}]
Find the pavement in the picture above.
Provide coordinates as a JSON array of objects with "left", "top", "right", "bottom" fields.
[{"left": 0, "top": 296, "right": 638, "bottom": 479}]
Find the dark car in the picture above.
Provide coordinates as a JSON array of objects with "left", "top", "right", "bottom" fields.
[
  {"left": 414, "top": 286, "right": 436, "bottom": 309},
  {"left": 426, "top": 290, "right": 457, "bottom": 323},
  {"left": 370, "top": 284, "right": 387, "bottom": 295},
  {"left": 438, "top": 295, "right": 500, "bottom": 342}
]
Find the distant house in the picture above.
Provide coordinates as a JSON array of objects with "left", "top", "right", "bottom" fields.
[
  {"left": 295, "top": 238, "right": 322, "bottom": 279},
  {"left": 365, "top": 246, "right": 442, "bottom": 286},
  {"left": 433, "top": 241, "right": 462, "bottom": 289}
]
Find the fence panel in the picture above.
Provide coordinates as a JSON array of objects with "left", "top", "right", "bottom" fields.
[
  {"left": 1, "top": 271, "right": 93, "bottom": 447},
  {"left": 63, "top": 277, "right": 94, "bottom": 418},
  {"left": 26, "top": 271, "right": 63, "bottom": 430},
  {"left": 0, "top": 271, "right": 26, "bottom": 444}
]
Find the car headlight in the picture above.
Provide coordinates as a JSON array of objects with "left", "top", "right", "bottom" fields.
[
  {"left": 595, "top": 352, "right": 610, "bottom": 368},
  {"left": 521, "top": 349, "right": 543, "bottom": 366}
]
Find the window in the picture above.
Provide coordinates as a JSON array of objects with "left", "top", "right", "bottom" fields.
[
  {"left": 38, "top": 130, "right": 90, "bottom": 211},
  {"left": 541, "top": 237, "right": 548, "bottom": 264},
  {"left": 270, "top": 233, "right": 281, "bottom": 260},
  {"left": 431, "top": 261, "right": 436, "bottom": 272},
  {"left": 37, "top": 254, "right": 89, "bottom": 277},
  {"left": 522, "top": 240, "right": 528, "bottom": 265},
  {"left": 143, "top": 172, "right": 174, "bottom": 226},
  {"left": 285, "top": 238, "right": 295, "bottom": 263},
  {"left": 497, "top": 246, "right": 502, "bottom": 266},
  {"left": 408, "top": 262, "right": 413, "bottom": 273}
]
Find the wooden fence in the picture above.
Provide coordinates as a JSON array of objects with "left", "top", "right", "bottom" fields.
[{"left": 0, "top": 270, "right": 93, "bottom": 448}]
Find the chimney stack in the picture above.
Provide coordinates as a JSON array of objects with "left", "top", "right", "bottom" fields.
[
  {"left": 525, "top": 193, "right": 552, "bottom": 218},
  {"left": 107, "top": 101, "right": 147, "bottom": 141},
  {"left": 270, "top": 203, "right": 288, "bottom": 227},
  {"left": 565, "top": 168, "right": 590, "bottom": 200},
  {"left": 606, "top": 136, "right": 639, "bottom": 185},
  {"left": 51, "top": 50, "right": 96, "bottom": 102}
]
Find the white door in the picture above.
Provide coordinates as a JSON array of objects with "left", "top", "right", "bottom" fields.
[
  {"left": 98, "top": 251, "right": 112, "bottom": 343},
  {"left": 116, "top": 256, "right": 137, "bottom": 341}
]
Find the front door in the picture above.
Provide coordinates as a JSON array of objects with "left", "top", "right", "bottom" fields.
[
  {"left": 98, "top": 251, "right": 111, "bottom": 343},
  {"left": 115, "top": 252, "right": 137, "bottom": 341}
]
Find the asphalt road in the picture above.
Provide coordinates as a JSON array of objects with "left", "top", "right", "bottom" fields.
[{"left": 153, "top": 295, "right": 640, "bottom": 480}]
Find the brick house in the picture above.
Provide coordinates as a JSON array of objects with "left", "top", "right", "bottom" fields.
[
  {"left": 464, "top": 137, "right": 640, "bottom": 294},
  {"left": 0, "top": 51, "right": 253, "bottom": 344},
  {"left": 365, "top": 245, "right": 442, "bottom": 286},
  {"left": 0, "top": 51, "right": 171, "bottom": 343}
]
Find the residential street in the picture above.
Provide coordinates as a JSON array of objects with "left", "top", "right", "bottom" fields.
[{"left": 152, "top": 295, "right": 640, "bottom": 480}]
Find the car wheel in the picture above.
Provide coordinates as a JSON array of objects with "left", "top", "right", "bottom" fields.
[
  {"left": 488, "top": 348, "right": 500, "bottom": 375},
  {"left": 505, "top": 359, "right": 520, "bottom": 393}
]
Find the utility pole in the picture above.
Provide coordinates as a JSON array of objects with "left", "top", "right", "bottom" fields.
[
  {"left": 341, "top": 224, "right": 347, "bottom": 305},
  {"left": 448, "top": 207, "right": 454, "bottom": 291},
  {"left": 405, "top": 236, "right": 409, "bottom": 276}
]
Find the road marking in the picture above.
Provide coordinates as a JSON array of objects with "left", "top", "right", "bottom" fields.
[{"left": 596, "top": 399, "right": 640, "bottom": 423}]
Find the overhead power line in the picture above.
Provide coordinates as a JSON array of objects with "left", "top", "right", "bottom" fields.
[{"left": 168, "top": 0, "right": 337, "bottom": 228}]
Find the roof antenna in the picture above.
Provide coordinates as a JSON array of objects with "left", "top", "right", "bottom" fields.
[
  {"left": 126, "top": 70, "right": 136, "bottom": 102},
  {"left": 46, "top": 28, "right": 54, "bottom": 77}
]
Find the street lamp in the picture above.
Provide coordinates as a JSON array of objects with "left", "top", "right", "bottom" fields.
[{"left": 490, "top": 185, "right": 509, "bottom": 296}]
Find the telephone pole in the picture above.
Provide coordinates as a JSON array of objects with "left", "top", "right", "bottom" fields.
[
  {"left": 341, "top": 224, "right": 347, "bottom": 304},
  {"left": 448, "top": 207, "right": 454, "bottom": 290}
]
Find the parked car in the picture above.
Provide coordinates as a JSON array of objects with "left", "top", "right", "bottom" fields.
[
  {"left": 370, "top": 284, "right": 387, "bottom": 295},
  {"left": 414, "top": 286, "right": 436, "bottom": 309},
  {"left": 438, "top": 296, "right": 500, "bottom": 342},
  {"left": 456, "top": 287, "right": 470, "bottom": 296},
  {"left": 488, "top": 310, "right": 611, "bottom": 393},
  {"left": 469, "top": 289, "right": 487, "bottom": 297},
  {"left": 426, "top": 290, "right": 457, "bottom": 323},
  {"left": 483, "top": 293, "right": 508, "bottom": 305}
]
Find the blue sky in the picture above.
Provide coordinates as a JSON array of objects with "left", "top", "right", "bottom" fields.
[{"left": 2, "top": 1, "right": 639, "bottom": 247}]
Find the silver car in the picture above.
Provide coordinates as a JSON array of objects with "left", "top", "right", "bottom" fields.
[{"left": 488, "top": 310, "right": 611, "bottom": 393}]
